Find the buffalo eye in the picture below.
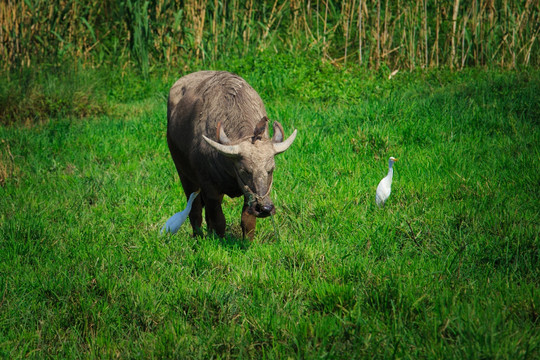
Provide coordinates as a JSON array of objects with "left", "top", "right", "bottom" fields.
[{"left": 239, "top": 168, "right": 251, "bottom": 179}]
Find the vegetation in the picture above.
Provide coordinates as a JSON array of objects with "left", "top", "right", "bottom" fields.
[
  {"left": 1, "top": 53, "right": 539, "bottom": 357},
  {"left": 0, "top": 0, "right": 538, "bottom": 358},
  {"left": 1, "top": 0, "right": 539, "bottom": 72},
  {"left": 2, "top": 0, "right": 538, "bottom": 125}
]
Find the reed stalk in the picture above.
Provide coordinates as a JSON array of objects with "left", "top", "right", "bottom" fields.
[
  {"left": 451, "top": 0, "right": 461, "bottom": 68},
  {"left": 423, "top": 0, "right": 428, "bottom": 67},
  {"left": 376, "top": 0, "right": 381, "bottom": 69},
  {"left": 358, "top": 0, "right": 363, "bottom": 64}
]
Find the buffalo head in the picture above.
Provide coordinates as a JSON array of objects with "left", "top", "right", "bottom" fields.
[{"left": 202, "top": 117, "right": 297, "bottom": 218}]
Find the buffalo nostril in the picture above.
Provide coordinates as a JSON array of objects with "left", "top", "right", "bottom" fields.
[{"left": 261, "top": 204, "right": 274, "bottom": 214}]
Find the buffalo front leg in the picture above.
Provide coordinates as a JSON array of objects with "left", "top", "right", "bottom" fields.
[
  {"left": 241, "top": 204, "right": 257, "bottom": 240},
  {"left": 204, "top": 196, "right": 226, "bottom": 237}
]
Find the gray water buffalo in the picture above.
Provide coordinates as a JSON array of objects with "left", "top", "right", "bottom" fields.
[{"left": 166, "top": 71, "right": 297, "bottom": 239}]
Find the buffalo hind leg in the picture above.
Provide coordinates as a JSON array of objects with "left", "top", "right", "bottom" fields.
[
  {"left": 241, "top": 204, "right": 256, "bottom": 240},
  {"left": 168, "top": 140, "right": 203, "bottom": 237},
  {"left": 179, "top": 175, "right": 203, "bottom": 237},
  {"left": 189, "top": 196, "right": 204, "bottom": 237}
]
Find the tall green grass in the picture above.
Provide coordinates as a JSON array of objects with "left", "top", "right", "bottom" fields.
[
  {"left": 0, "top": 65, "right": 109, "bottom": 125},
  {"left": 0, "top": 63, "right": 538, "bottom": 358}
]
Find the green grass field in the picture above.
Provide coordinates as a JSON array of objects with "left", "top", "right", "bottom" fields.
[{"left": 1, "top": 63, "right": 539, "bottom": 358}]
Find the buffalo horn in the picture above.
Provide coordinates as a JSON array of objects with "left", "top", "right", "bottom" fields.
[
  {"left": 217, "top": 122, "right": 233, "bottom": 145},
  {"left": 273, "top": 129, "right": 297, "bottom": 154},
  {"left": 202, "top": 135, "right": 241, "bottom": 157}
]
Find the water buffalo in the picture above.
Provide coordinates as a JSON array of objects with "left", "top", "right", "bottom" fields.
[{"left": 166, "top": 71, "right": 297, "bottom": 239}]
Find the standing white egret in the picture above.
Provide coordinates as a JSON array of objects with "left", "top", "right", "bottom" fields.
[
  {"left": 376, "top": 157, "right": 398, "bottom": 207},
  {"left": 161, "top": 190, "right": 200, "bottom": 234}
]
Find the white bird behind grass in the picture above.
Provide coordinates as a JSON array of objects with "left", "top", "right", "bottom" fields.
[
  {"left": 161, "top": 190, "right": 200, "bottom": 235},
  {"left": 376, "top": 157, "right": 397, "bottom": 207}
]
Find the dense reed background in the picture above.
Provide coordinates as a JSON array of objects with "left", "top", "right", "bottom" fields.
[
  {"left": 1, "top": 0, "right": 539, "bottom": 73},
  {"left": 1, "top": 1, "right": 539, "bottom": 358}
]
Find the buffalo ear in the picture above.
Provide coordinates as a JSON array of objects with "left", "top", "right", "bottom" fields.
[
  {"left": 272, "top": 121, "right": 285, "bottom": 143},
  {"left": 217, "top": 122, "right": 233, "bottom": 145}
]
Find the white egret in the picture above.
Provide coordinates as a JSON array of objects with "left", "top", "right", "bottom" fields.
[
  {"left": 161, "top": 190, "right": 200, "bottom": 234},
  {"left": 376, "top": 157, "right": 398, "bottom": 207}
]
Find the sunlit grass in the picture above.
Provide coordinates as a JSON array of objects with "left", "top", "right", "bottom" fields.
[{"left": 0, "top": 67, "right": 538, "bottom": 358}]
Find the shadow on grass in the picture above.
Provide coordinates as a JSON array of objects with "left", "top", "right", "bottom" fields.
[
  {"left": 215, "top": 234, "right": 253, "bottom": 251},
  {"left": 201, "top": 224, "right": 254, "bottom": 251},
  {"left": 212, "top": 222, "right": 280, "bottom": 250}
]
